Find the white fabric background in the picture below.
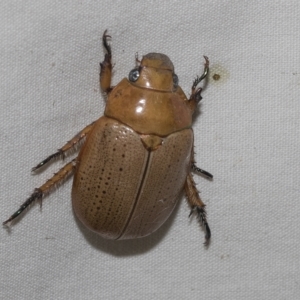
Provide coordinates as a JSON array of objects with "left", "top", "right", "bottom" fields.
[{"left": 1, "top": 1, "right": 299, "bottom": 299}]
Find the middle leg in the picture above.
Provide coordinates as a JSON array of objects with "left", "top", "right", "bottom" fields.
[
  {"left": 32, "top": 121, "right": 95, "bottom": 172},
  {"left": 190, "top": 147, "right": 213, "bottom": 179}
]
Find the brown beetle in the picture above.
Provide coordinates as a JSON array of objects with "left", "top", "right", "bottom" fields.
[{"left": 4, "top": 31, "right": 212, "bottom": 244}]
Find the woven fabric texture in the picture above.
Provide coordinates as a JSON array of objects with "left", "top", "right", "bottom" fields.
[{"left": 1, "top": 1, "right": 299, "bottom": 299}]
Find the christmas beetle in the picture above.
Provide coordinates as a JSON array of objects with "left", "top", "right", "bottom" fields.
[{"left": 4, "top": 31, "right": 213, "bottom": 244}]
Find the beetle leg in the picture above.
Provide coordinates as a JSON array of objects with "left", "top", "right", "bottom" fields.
[
  {"left": 100, "top": 30, "right": 113, "bottom": 94},
  {"left": 185, "top": 173, "right": 211, "bottom": 245},
  {"left": 31, "top": 121, "right": 95, "bottom": 172},
  {"left": 3, "top": 159, "right": 76, "bottom": 226},
  {"left": 192, "top": 164, "right": 213, "bottom": 179},
  {"left": 190, "top": 147, "right": 213, "bottom": 179},
  {"left": 188, "top": 56, "right": 209, "bottom": 113}
]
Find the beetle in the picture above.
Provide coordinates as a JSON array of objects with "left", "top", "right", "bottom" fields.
[{"left": 3, "top": 31, "right": 213, "bottom": 244}]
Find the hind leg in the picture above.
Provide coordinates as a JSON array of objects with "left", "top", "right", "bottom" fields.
[
  {"left": 185, "top": 173, "right": 211, "bottom": 245},
  {"left": 3, "top": 159, "right": 76, "bottom": 226}
]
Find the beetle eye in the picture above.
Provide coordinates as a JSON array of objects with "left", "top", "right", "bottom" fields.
[
  {"left": 128, "top": 68, "right": 140, "bottom": 82},
  {"left": 173, "top": 74, "right": 179, "bottom": 89}
]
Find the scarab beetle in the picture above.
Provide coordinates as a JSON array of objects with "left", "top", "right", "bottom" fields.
[{"left": 4, "top": 31, "right": 213, "bottom": 244}]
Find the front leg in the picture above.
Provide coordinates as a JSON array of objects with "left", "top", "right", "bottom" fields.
[
  {"left": 188, "top": 56, "right": 209, "bottom": 113},
  {"left": 100, "top": 30, "right": 113, "bottom": 94},
  {"left": 185, "top": 173, "right": 211, "bottom": 245}
]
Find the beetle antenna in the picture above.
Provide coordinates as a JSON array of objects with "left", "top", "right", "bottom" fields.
[{"left": 135, "top": 52, "right": 141, "bottom": 65}]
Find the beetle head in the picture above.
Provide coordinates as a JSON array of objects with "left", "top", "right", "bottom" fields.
[{"left": 128, "top": 53, "right": 178, "bottom": 92}]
